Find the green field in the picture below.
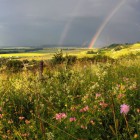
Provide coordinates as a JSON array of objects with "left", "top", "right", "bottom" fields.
[
  {"left": 0, "top": 48, "right": 91, "bottom": 60},
  {"left": 0, "top": 43, "right": 140, "bottom": 60}
]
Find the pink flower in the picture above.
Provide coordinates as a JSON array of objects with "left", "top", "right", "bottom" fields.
[
  {"left": 80, "top": 106, "right": 89, "bottom": 112},
  {"left": 95, "top": 93, "right": 101, "bottom": 99},
  {"left": 69, "top": 117, "right": 76, "bottom": 122},
  {"left": 61, "top": 113, "right": 67, "bottom": 118},
  {"left": 137, "top": 108, "right": 140, "bottom": 113},
  {"left": 81, "top": 125, "right": 87, "bottom": 129},
  {"left": 0, "top": 114, "right": 3, "bottom": 119},
  {"left": 117, "top": 94, "right": 125, "bottom": 99},
  {"left": 55, "top": 113, "right": 67, "bottom": 120},
  {"left": 25, "top": 120, "right": 30, "bottom": 124},
  {"left": 99, "top": 102, "right": 108, "bottom": 108},
  {"left": 90, "top": 120, "right": 95, "bottom": 125},
  {"left": 19, "top": 116, "right": 25, "bottom": 120},
  {"left": 55, "top": 114, "right": 61, "bottom": 120},
  {"left": 120, "top": 104, "right": 130, "bottom": 115}
]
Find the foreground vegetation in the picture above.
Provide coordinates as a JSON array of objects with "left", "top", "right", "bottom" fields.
[{"left": 0, "top": 46, "right": 140, "bottom": 139}]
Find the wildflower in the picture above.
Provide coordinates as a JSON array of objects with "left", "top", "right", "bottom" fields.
[
  {"left": 25, "top": 120, "right": 30, "bottom": 124},
  {"left": 81, "top": 125, "right": 87, "bottom": 129},
  {"left": 80, "top": 106, "right": 89, "bottom": 112},
  {"left": 120, "top": 85, "right": 125, "bottom": 90},
  {"left": 117, "top": 94, "right": 125, "bottom": 99},
  {"left": 55, "top": 114, "right": 61, "bottom": 120},
  {"left": 0, "top": 114, "right": 3, "bottom": 119},
  {"left": 134, "top": 134, "right": 138, "bottom": 138},
  {"left": 95, "top": 93, "right": 101, "bottom": 99},
  {"left": 120, "top": 104, "right": 130, "bottom": 115},
  {"left": 137, "top": 108, "right": 140, "bottom": 113},
  {"left": 21, "top": 133, "right": 30, "bottom": 137},
  {"left": 70, "top": 106, "right": 76, "bottom": 111},
  {"left": 61, "top": 113, "right": 67, "bottom": 118},
  {"left": 99, "top": 102, "right": 108, "bottom": 108},
  {"left": 55, "top": 113, "right": 67, "bottom": 120},
  {"left": 8, "top": 120, "right": 13, "bottom": 124},
  {"left": 19, "top": 116, "right": 25, "bottom": 120},
  {"left": 2, "top": 135, "right": 8, "bottom": 139},
  {"left": 90, "top": 120, "right": 95, "bottom": 125},
  {"left": 69, "top": 117, "right": 76, "bottom": 122},
  {"left": 7, "top": 130, "right": 11, "bottom": 134},
  {"left": 46, "top": 132, "right": 54, "bottom": 140}
]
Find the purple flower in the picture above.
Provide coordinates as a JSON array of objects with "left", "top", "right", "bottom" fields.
[{"left": 120, "top": 104, "right": 130, "bottom": 115}]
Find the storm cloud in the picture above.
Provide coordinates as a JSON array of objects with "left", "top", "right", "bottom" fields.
[{"left": 0, "top": 0, "right": 140, "bottom": 47}]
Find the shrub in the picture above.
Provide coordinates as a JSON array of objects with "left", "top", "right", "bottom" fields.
[
  {"left": 6, "top": 60, "right": 24, "bottom": 72},
  {"left": 28, "top": 59, "right": 38, "bottom": 65},
  {"left": 52, "top": 50, "right": 65, "bottom": 64},
  {"left": 92, "top": 54, "right": 114, "bottom": 63},
  {"left": 79, "top": 55, "right": 114, "bottom": 63},
  {"left": 114, "top": 46, "right": 123, "bottom": 51},
  {"left": 64, "top": 55, "right": 77, "bottom": 65},
  {"left": 86, "top": 50, "right": 97, "bottom": 54},
  {"left": 23, "top": 59, "right": 29, "bottom": 64},
  {"left": 0, "top": 58, "right": 8, "bottom": 67},
  {"left": 52, "top": 50, "right": 77, "bottom": 65}
]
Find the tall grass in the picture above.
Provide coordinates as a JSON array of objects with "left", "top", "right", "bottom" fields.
[{"left": 0, "top": 57, "right": 140, "bottom": 139}]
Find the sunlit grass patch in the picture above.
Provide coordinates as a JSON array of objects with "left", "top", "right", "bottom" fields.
[
  {"left": 0, "top": 53, "right": 47, "bottom": 57},
  {"left": 105, "top": 48, "right": 140, "bottom": 59},
  {"left": 131, "top": 43, "right": 140, "bottom": 49}
]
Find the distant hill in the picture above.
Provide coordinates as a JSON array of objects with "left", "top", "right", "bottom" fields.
[
  {"left": 101, "top": 43, "right": 140, "bottom": 58},
  {"left": 103, "top": 43, "right": 140, "bottom": 50}
]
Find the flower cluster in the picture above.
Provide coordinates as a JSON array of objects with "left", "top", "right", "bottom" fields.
[
  {"left": 55, "top": 113, "right": 67, "bottom": 120},
  {"left": 80, "top": 106, "right": 89, "bottom": 112},
  {"left": 69, "top": 117, "right": 76, "bottom": 122},
  {"left": 99, "top": 102, "right": 108, "bottom": 108}
]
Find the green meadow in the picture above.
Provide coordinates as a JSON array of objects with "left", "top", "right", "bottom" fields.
[
  {"left": 0, "top": 43, "right": 140, "bottom": 139},
  {"left": 0, "top": 43, "right": 140, "bottom": 60}
]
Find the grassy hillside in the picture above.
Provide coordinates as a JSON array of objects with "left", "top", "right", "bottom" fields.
[{"left": 99, "top": 43, "right": 140, "bottom": 58}]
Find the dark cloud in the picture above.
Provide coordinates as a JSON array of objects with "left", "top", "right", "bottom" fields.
[
  {"left": 0, "top": 0, "right": 139, "bottom": 47},
  {"left": 61, "top": 17, "right": 103, "bottom": 45}
]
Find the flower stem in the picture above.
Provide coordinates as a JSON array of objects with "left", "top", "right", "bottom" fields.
[{"left": 124, "top": 114, "right": 131, "bottom": 139}]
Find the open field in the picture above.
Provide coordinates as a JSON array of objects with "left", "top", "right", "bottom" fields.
[
  {"left": 0, "top": 44, "right": 140, "bottom": 139},
  {"left": 0, "top": 43, "right": 140, "bottom": 60},
  {"left": 0, "top": 48, "right": 91, "bottom": 60}
]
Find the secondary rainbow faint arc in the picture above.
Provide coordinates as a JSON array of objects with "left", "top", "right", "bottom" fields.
[
  {"left": 59, "top": 0, "right": 84, "bottom": 46},
  {"left": 88, "top": 0, "right": 126, "bottom": 49}
]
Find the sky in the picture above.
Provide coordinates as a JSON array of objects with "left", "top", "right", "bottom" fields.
[{"left": 0, "top": 0, "right": 140, "bottom": 47}]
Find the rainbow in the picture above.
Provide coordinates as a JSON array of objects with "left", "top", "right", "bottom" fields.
[
  {"left": 88, "top": 0, "right": 126, "bottom": 49},
  {"left": 59, "top": 1, "right": 83, "bottom": 46}
]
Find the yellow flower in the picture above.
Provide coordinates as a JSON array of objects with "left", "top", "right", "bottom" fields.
[{"left": 134, "top": 134, "right": 138, "bottom": 139}]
